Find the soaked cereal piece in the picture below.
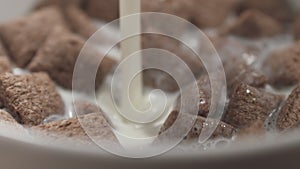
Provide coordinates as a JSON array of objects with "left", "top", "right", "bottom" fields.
[
  {"left": 158, "top": 111, "right": 236, "bottom": 143},
  {"left": 33, "top": 112, "right": 118, "bottom": 144},
  {"left": 225, "top": 83, "right": 283, "bottom": 129},
  {"left": 263, "top": 42, "right": 300, "bottom": 88},
  {"left": 236, "top": 120, "right": 266, "bottom": 140},
  {"left": 211, "top": 36, "right": 267, "bottom": 93},
  {"left": 28, "top": 27, "right": 116, "bottom": 89},
  {"left": 277, "top": 85, "right": 300, "bottom": 130},
  {"left": 0, "top": 73, "right": 65, "bottom": 126},
  {"left": 0, "top": 7, "right": 68, "bottom": 67},
  {"left": 174, "top": 75, "right": 211, "bottom": 117}
]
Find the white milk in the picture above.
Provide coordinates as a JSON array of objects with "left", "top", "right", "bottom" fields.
[{"left": 119, "top": 0, "right": 144, "bottom": 110}]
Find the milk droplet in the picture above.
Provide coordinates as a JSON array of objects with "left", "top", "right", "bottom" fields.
[
  {"left": 242, "top": 53, "right": 256, "bottom": 65},
  {"left": 199, "top": 98, "right": 206, "bottom": 105}
]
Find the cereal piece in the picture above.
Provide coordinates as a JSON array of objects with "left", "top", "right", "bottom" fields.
[
  {"left": 231, "top": 68, "right": 268, "bottom": 91},
  {"left": 158, "top": 111, "right": 236, "bottom": 142},
  {"left": 225, "top": 83, "right": 283, "bottom": 129},
  {"left": 175, "top": 75, "right": 211, "bottom": 117},
  {"left": 236, "top": 0, "right": 294, "bottom": 22},
  {"left": 263, "top": 42, "right": 300, "bottom": 88},
  {"left": 33, "top": 112, "right": 118, "bottom": 144},
  {"left": 34, "top": 0, "right": 83, "bottom": 10},
  {"left": 34, "top": 118, "right": 85, "bottom": 138},
  {"left": 0, "top": 73, "right": 65, "bottom": 126},
  {"left": 225, "top": 9, "right": 282, "bottom": 38},
  {"left": 225, "top": 63, "right": 268, "bottom": 94},
  {"left": 191, "top": 0, "right": 238, "bottom": 28},
  {"left": 28, "top": 27, "right": 116, "bottom": 89},
  {"left": 142, "top": 34, "right": 204, "bottom": 92},
  {"left": 0, "top": 7, "right": 68, "bottom": 67},
  {"left": 0, "top": 57, "right": 12, "bottom": 73},
  {"left": 236, "top": 120, "right": 266, "bottom": 139},
  {"left": 64, "top": 6, "right": 97, "bottom": 38},
  {"left": 84, "top": 0, "right": 119, "bottom": 22},
  {"left": 211, "top": 36, "right": 267, "bottom": 92},
  {"left": 277, "top": 85, "right": 300, "bottom": 130},
  {"left": 175, "top": 73, "right": 266, "bottom": 118}
]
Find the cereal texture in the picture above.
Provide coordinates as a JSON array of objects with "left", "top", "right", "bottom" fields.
[
  {"left": 175, "top": 75, "right": 211, "bottom": 117},
  {"left": 236, "top": 120, "right": 266, "bottom": 140},
  {"left": 0, "top": 7, "right": 68, "bottom": 67},
  {"left": 158, "top": 111, "right": 236, "bottom": 142},
  {"left": 225, "top": 83, "right": 282, "bottom": 129},
  {"left": 264, "top": 42, "right": 300, "bottom": 88},
  {"left": 33, "top": 112, "right": 118, "bottom": 143},
  {"left": 0, "top": 73, "right": 65, "bottom": 126},
  {"left": 211, "top": 36, "right": 267, "bottom": 93},
  {"left": 277, "top": 85, "right": 300, "bottom": 130},
  {"left": 28, "top": 27, "right": 116, "bottom": 89}
]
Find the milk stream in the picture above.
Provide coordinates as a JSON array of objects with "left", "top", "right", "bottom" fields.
[{"left": 119, "top": 0, "right": 144, "bottom": 112}]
